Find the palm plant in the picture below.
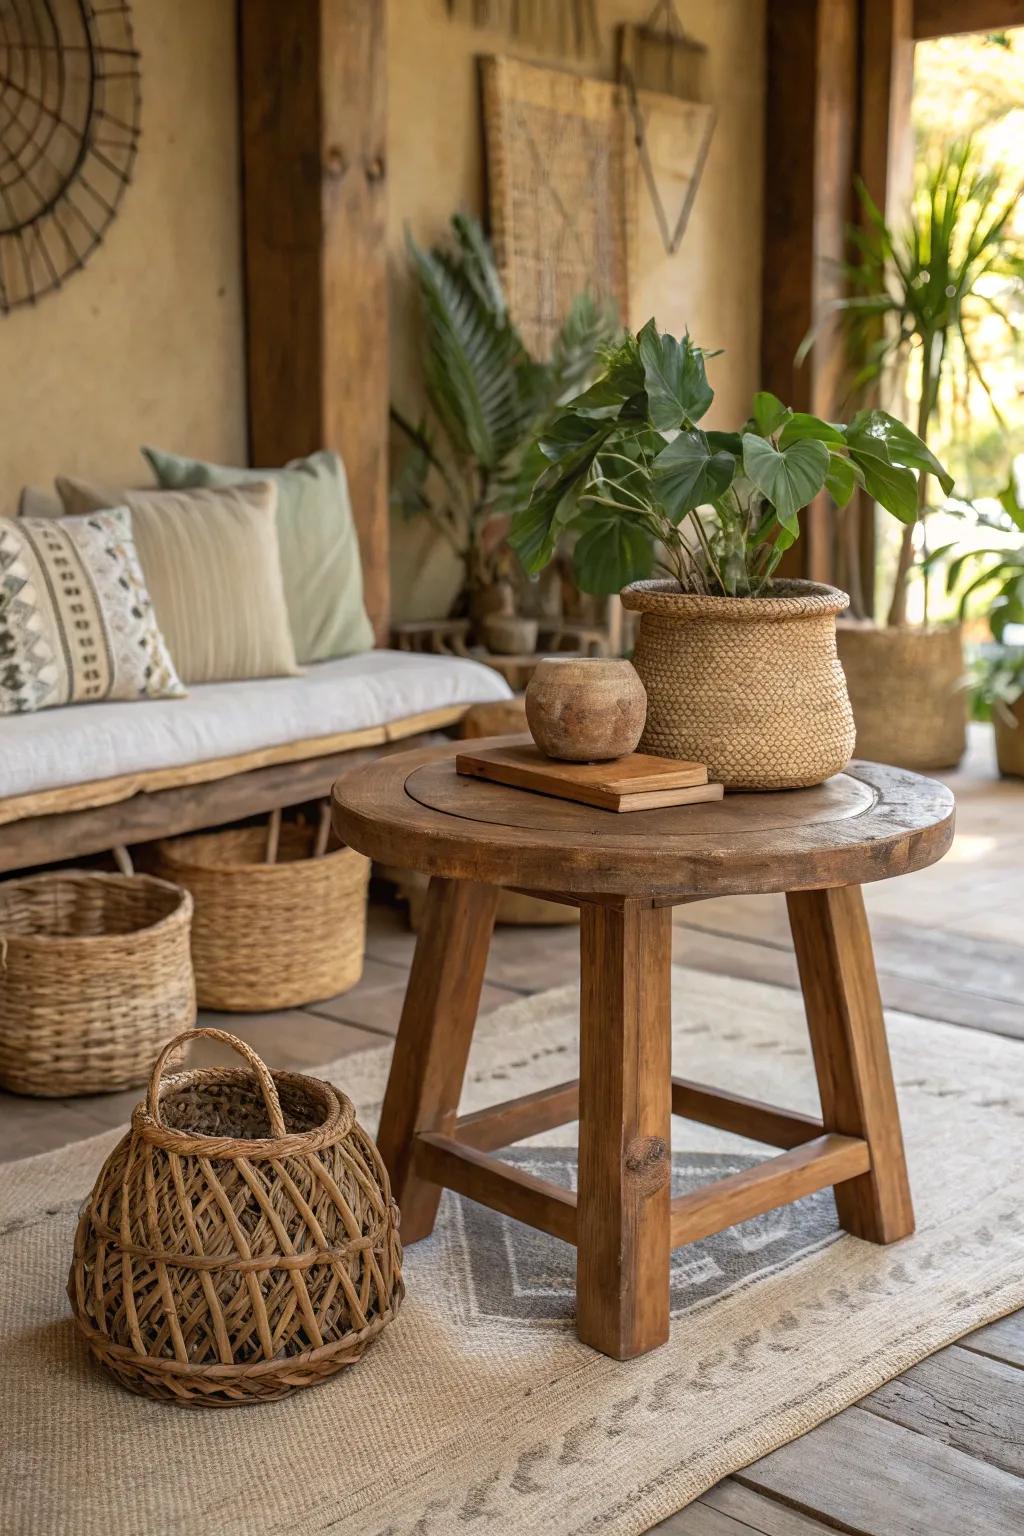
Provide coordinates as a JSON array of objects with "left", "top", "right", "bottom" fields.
[
  {"left": 391, "top": 213, "right": 618, "bottom": 618},
  {"left": 944, "top": 468, "right": 1024, "bottom": 640},
  {"left": 802, "top": 136, "right": 1024, "bottom": 625}
]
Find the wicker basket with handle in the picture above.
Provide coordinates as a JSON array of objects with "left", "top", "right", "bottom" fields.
[
  {"left": 68, "top": 1027, "right": 404, "bottom": 1406},
  {"left": 0, "top": 872, "right": 195, "bottom": 1097},
  {"left": 150, "top": 809, "right": 370, "bottom": 1011}
]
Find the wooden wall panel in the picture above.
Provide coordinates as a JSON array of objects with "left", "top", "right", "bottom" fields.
[{"left": 240, "top": 0, "right": 390, "bottom": 642}]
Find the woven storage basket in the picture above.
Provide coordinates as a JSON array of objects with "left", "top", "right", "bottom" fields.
[
  {"left": 0, "top": 873, "right": 194, "bottom": 1097},
  {"left": 150, "top": 819, "right": 369, "bottom": 1011},
  {"left": 620, "top": 579, "right": 855, "bottom": 790},
  {"left": 836, "top": 622, "right": 966, "bottom": 771},
  {"left": 994, "top": 698, "right": 1024, "bottom": 779},
  {"left": 68, "top": 1027, "right": 404, "bottom": 1406}
]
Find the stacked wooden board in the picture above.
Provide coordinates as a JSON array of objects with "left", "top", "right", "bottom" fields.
[{"left": 455, "top": 739, "right": 723, "bottom": 813}]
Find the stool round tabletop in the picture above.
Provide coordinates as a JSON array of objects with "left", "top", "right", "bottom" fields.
[{"left": 331, "top": 736, "right": 955, "bottom": 900}]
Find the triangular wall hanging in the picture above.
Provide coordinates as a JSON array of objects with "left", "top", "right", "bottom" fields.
[{"left": 616, "top": 2, "right": 715, "bottom": 256}]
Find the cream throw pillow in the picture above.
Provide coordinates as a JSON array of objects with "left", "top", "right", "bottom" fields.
[
  {"left": 55, "top": 478, "right": 299, "bottom": 685},
  {"left": 0, "top": 510, "right": 185, "bottom": 716}
]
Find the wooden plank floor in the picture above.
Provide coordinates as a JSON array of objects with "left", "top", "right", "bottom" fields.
[{"left": 1, "top": 727, "right": 1021, "bottom": 1531}]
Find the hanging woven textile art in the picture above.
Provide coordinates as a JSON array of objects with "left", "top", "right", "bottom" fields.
[
  {"left": 445, "top": 0, "right": 600, "bottom": 58},
  {"left": 480, "top": 55, "right": 634, "bottom": 358},
  {"left": 617, "top": 3, "right": 715, "bottom": 257}
]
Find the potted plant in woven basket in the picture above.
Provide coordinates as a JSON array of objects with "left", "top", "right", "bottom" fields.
[
  {"left": 509, "top": 322, "right": 948, "bottom": 790},
  {"left": 800, "top": 138, "right": 1022, "bottom": 771}
]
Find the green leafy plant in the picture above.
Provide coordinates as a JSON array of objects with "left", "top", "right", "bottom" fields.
[
  {"left": 391, "top": 213, "right": 618, "bottom": 611},
  {"left": 509, "top": 321, "right": 950, "bottom": 599},
  {"left": 940, "top": 471, "right": 1024, "bottom": 641},
  {"left": 972, "top": 647, "right": 1024, "bottom": 725},
  {"left": 802, "top": 136, "right": 1023, "bottom": 624}
]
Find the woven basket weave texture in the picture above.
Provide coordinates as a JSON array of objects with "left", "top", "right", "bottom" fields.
[
  {"left": 68, "top": 1027, "right": 404, "bottom": 1406},
  {"left": 837, "top": 623, "right": 966, "bottom": 772},
  {"left": 0, "top": 873, "right": 194, "bottom": 1097},
  {"left": 151, "top": 823, "right": 369, "bottom": 1012},
  {"left": 620, "top": 580, "right": 855, "bottom": 790},
  {"left": 995, "top": 699, "right": 1024, "bottom": 779}
]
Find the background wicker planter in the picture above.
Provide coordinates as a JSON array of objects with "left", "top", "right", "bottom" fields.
[
  {"left": 619, "top": 579, "right": 855, "bottom": 790},
  {"left": 0, "top": 873, "right": 194, "bottom": 1097},
  {"left": 69, "top": 1027, "right": 403, "bottom": 1406},
  {"left": 836, "top": 623, "right": 967, "bottom": 772},
  {"left": 151, "top": 822, "right": 369, "bottom": 1012},
  {"left": 995, "top": 699, "right": 1024, "bottom": 778}
]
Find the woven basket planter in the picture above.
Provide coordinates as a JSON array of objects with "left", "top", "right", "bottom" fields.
[
  {"left": 150, "top": 820, "right": 369, "bottom": 1012},
  {"left": 620, "top": 579, "right": 855, "bottom": 790},
  {"left": 836, "top": 622, "right": 967, "bottom": 772},
  {"left": 68, "top": 1027, "right": 404, "bottom": 1407},
  {"left": 995, "top": 699, "right": 1024, "bottom": 779},
  {"left": 0, "top": 873, "right": 195, "bottom": 1098}
]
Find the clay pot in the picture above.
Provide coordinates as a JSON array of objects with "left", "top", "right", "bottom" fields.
[
  {"left": 525, "top": 657, "right": 647, "bottom": 762},
  {"left": 483, "top": 614, "right": 539, "bottom": 656},
  {"left": 836, "top": 622, "right": 966, "bottom": 772},
  {"left": 619, "top": 579, "right": 855, "bottom": 791},
  {"left": 994, "top": 698, "right": 1024, "bottom": 779}
]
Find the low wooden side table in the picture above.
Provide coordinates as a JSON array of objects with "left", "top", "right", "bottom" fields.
[{"left": 332, "top": 739, "right": 954, "bottom": 1361}]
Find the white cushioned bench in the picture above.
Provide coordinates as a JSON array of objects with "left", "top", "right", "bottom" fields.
[{"left": 0, "top": 650, "right": 511, "bottom": 831}]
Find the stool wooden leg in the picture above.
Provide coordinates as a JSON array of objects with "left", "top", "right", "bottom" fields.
[
  {"left": 577, "top": 899, "right": 672, "bottom": 1359},
  {"left": 376, "top": 876, "right": 498, "bottom": 1243},
  {"left": 787, "top": 885, "right": 914, "bottom": 1244}
]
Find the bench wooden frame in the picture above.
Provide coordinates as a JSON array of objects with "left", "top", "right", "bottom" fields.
[{"left": 0, "top": 709, "right": 464, "bottom": 875}]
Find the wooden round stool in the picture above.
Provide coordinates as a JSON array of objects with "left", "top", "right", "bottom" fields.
[{"left": 332, "top": 738, "right": 954, "bottom": 1361}]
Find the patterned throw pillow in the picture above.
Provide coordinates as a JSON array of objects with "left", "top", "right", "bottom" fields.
[{"left": 0, "top": 509, "right": 185, "bottom": 715}]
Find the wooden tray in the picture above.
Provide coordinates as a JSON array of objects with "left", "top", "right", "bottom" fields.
[{"left": 455, "top": 740, "right": 723, "bottom": 813}]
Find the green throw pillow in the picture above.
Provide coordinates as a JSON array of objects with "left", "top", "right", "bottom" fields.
[{"left": 142, "top": 446, "right": 374, "bottom": 664}]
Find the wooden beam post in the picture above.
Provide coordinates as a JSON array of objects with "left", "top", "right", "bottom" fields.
[
  {"left": 239, "top": 0, "right": 390, "bottom": 642},
  {"left": 762, "top": 0, "right": 862, "bottom": 587}
]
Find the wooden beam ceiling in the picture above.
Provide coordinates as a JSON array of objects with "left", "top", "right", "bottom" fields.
[{"left": 914, "top": 0, "right": 1024, "bottom": 38}]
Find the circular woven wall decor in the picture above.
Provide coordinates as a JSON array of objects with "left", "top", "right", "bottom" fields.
[{"left": 0, "top": 0, "right": 140, "bottom": 313}]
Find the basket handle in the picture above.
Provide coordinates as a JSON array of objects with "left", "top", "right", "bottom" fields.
[{"left": 147, "top": 1028, "right": 287, "bottom": 1137}]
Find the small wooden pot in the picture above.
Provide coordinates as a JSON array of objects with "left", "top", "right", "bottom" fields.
[
  {"left": 836, "top": 622, "right": 966, "bottom": 772},
  {"left": 525, "top": 656, "right": 647, "bottom": 761},
  {"left": 620, "top": 579, "right": 854, "bottom": 790}
]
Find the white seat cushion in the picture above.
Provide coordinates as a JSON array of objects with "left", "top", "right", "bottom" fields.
[{"left": 0, "top": 650, "right": 511, "bottom": 806}]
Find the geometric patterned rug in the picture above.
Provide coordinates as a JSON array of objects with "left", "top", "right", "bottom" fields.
[{"left": 3, "top": 967, "right": 1024, "bottom": 1536}]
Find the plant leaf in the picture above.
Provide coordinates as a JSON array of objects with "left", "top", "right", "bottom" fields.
[
  {"left": 846, "top": 409, "right": 954, "bottom": 496},
  {"left": 572, "top": 516, "right": 654, "bottom": 595},
  {"left": 824, "top": 452, "right": 859, "bottom": 508},
  {"left": 999, "top": 473, "right": 1024, "bottom": 532},
  {"left": 779, "top": 413, "right": 846, "bottom": 448},
  {"left": 653, "top": 431, "right": 736, "bottom": 522},
  {"left": 568, "top": 336, "right": 645, "bottom": 417},
  {"left": 637, "top": 319, "right": 713, "bottom": 431},
  {"left": 748, "top": 391, "right": 792, "bottom": 438},
  {"left": 509, "top": 421, "right": 612, "bottom": 572},
  {"left": 741, "top": 434, "right": 829, "bottom": 531},
  {"left": 509, "top": 482, "right": 579, "bottom": 574},
  {"left": 537, "top": 414, "right": 609, "bottom": 464},
  {"left": 848, "top": 449, "right": 919, "bottom": 524}
]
